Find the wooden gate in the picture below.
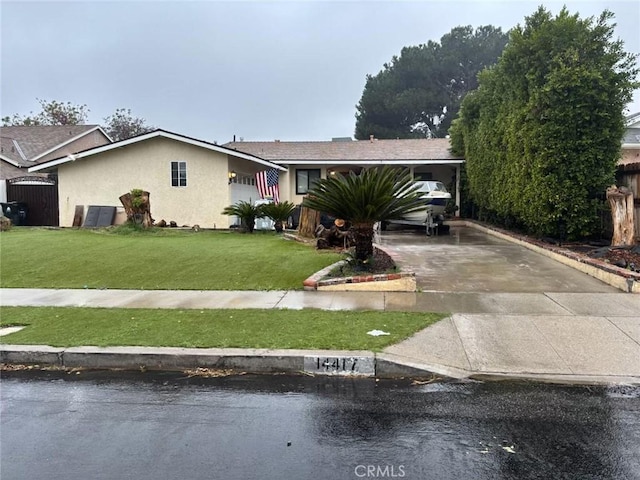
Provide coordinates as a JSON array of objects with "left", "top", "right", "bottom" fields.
[{"left": 6, "top": 176, "right": 59, "bottom": 226}]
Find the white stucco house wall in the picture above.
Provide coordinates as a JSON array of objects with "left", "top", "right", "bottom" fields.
[{"left": 30, "top": 130, "right": 285, "bottom": 228}]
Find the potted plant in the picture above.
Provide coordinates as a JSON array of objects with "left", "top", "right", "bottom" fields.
[{"left": 261, "top": 201, "right": 296, "bottom": 233}]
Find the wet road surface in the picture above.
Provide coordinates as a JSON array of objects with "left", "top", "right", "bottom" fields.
[
  {"left": 2, "top": 372, "right": 639, "bottom": 480},
  {"left": 376, "top": 225, "right": 618, "bottom": 292}
]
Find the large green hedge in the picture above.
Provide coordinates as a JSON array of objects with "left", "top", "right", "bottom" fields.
[{"left": 450, "top": 7, "right": 638, "bottom": 239}]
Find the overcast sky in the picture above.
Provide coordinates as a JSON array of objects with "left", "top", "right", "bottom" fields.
[{"left": 1, "top": 0, "right": 639, "bottom": 143}]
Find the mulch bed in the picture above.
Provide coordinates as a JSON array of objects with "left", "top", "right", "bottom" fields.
[
  {"left": 325, "top": 247, "right": 398, "bottom": 278},
  {"left": 581, "top": 245, "right": 640, "bottom": 273},
  {"left": 496, "top": 228, "right": 640, "bottom": 276}
]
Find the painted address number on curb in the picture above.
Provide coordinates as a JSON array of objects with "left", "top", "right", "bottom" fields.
[{"left": 303, "top": 356, "right": 374, "bottom": 376}]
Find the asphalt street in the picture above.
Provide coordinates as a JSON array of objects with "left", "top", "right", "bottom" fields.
[{"left": 2, "top": 372, "right": 639, "bottom": 480}]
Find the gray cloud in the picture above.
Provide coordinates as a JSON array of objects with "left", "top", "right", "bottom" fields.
[{"left": 2, "top": 0, "right": 638, "bottom": 142}]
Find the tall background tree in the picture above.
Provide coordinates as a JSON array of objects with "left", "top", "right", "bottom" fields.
[
  {"left": 450, "top": 7, "right": 638, "bottom": 239},
  {"left": 354, "top": 25, "right": 508, "bottom": 139},
  {"left": 2, "top": 99, "right": 153, "bottom": 141}
]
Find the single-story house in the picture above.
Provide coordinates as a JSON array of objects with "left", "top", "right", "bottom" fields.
[
  {"left": 29, "top": 129, "right": 286, "bottom": 228},
  {"left": 0, "top": 125, "right": 111, "bottom": 225},
  {"left": 30, "top": 130, "right": 465, "bottom": 228}
]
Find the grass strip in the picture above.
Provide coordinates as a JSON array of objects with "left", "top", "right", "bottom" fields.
[
  {"left": 0, "top": 307, "right": 445, "bottom": 352},
  {"left": 0, "top": 228, "right": 342, "bottom": 290}
]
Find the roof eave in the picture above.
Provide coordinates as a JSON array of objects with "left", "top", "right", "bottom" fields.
[
  {"left": 273, "top": 159, "right": 465, "bottom": 165},
  {"left": 29, "top": 129, "right": 287, "bottom": 172},
  {"left": 0, "top": 154, "right": 22, "bottom": 167}
]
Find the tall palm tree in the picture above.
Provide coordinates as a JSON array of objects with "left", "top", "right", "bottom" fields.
[{"left": 303, "top": 166, "right": 425, "bottom": 263}]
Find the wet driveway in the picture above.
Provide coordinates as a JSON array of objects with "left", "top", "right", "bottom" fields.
[
  {"left": 376, "top": 225, "right": 618, "bottom": 293},
  {"left": 2, "top": 372, "right": 639, "bottom": 480}
]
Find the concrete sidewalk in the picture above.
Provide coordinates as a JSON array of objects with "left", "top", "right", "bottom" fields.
[{"left": 1, "top": 288, "right": 639, "bottom": 385}]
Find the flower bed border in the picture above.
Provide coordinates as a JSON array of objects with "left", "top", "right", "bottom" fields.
[{"left": 300, "top": 243, "right": 416, "bottom": 292}]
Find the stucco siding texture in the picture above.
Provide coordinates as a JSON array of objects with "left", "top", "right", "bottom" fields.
[{"left": 57, "top": 137, "right": 230, "bottom": 228}]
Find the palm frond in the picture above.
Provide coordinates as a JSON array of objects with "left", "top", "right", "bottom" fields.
[{"left": 303, "top": 166, "right": 426, "bottom": 223}]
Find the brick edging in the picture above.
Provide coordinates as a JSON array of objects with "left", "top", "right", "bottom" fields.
[{"left": 301, "top": 243, "right": 415, "bottom": 291}]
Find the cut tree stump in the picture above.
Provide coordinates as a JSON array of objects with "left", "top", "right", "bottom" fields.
[
  {"left": 119, "top": 191, "right": 153, "bottom": 229},
  {"left": 606, "top": 185, "right": 635, "bottom": 246},
  {"left": 298, "top": 205, "right": 321, "bottom": 238}
]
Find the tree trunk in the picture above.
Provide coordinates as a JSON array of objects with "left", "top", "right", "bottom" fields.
[
  {"left": 298, "top": 206, "right": 320, "bottom": 238},
  {"left": 119, "top": 191, "right": 153, "bottom": 229},
  {"left": 607, "top": 186, "right": 635, "bottom": 246},
  {"left": 119, "top": 193, "right": 134, "bottom": 219},
  {"left": 353, "top": 223, "right": 375, "bottom": 262}
]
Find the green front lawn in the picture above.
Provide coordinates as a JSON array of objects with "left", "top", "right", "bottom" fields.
[
  {"left": 0, "top": 227, "right": 342, "bottom": 290},
  {"left": 0, "top": 307, "right": 445, "bottom": 352}
]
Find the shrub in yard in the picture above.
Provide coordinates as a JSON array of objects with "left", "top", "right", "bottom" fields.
[
  {"left": 450, "top": 7, "right": 638, "bottom": 239},
  {"left": 261, "top": 201, "right": 296, "bottom": 233},
  {"left": 303, "top": 165, "right": 425, "bottom": 265},
  {"left": 222, "top": 200, "right": 265, "bottom": 233}
]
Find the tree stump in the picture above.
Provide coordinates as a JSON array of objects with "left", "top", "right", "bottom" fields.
[
  {"left": 298, "top": 205, "right": 321, "bottom": 238},
  {"left": 0, "top": 215, "right": 12, "bottom": 231},
  {"left": 119, "top": 190, "right": 153, "bottom": 229},
  {"left": 606, "top": 185, "right": 635, "bottom": 246},
  {"left": 315, "top": 223, "right": 353, "bottom": 249}
]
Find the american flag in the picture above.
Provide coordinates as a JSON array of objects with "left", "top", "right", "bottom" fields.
[{"left": 255, "top": 169, "right": 280, "bottom": 203}]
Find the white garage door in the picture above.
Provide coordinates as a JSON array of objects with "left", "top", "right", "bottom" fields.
[{"left": 228, "top": 174, "right": 260, "bottom": 227}]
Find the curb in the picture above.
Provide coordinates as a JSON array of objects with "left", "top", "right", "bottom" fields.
[
  {"left": 0, "top": 345, "right": 445, "bottom": 380},
  {"left": 1, "top": 345, "right": 381, "bottom": 377},
  {"left": 3, "top": 345, "right": 639, "bottom": 386}
]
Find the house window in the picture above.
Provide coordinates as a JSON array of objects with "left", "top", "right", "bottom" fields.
[
  {"left": 171, "top": 161, "right": 187, "bottom": 187},
  {"left": 296, "top": 168, "right": 321, "bottom": 194}
]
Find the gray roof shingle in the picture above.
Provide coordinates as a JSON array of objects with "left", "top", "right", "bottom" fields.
[
  {"left": 0, "top": 125, "right": 102, "bottom": 167},
  {"left": 222, "top": 138, "right": 462, "bottom": 163}
]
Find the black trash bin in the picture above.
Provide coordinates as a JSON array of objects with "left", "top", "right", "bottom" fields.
[{"left": 1, "top": 202, "right": 28, "bottom": 226}]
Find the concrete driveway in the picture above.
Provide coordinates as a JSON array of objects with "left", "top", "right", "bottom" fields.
[{"left": 376, "top": 225, "right": 618, "bottom": 293}]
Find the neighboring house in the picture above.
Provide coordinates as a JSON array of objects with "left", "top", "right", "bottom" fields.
[
  {"left": 29, "top": 129, "right": 286, "bottom": 228},
  {"left": 223, "top": 136, "right": 464, "bottom": 214},
  {"left": 0, "top": 125, "right": 111, "bottom": 225},
  {"left": 618, "top": 112, "right": 640, "bottom": 240}
]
